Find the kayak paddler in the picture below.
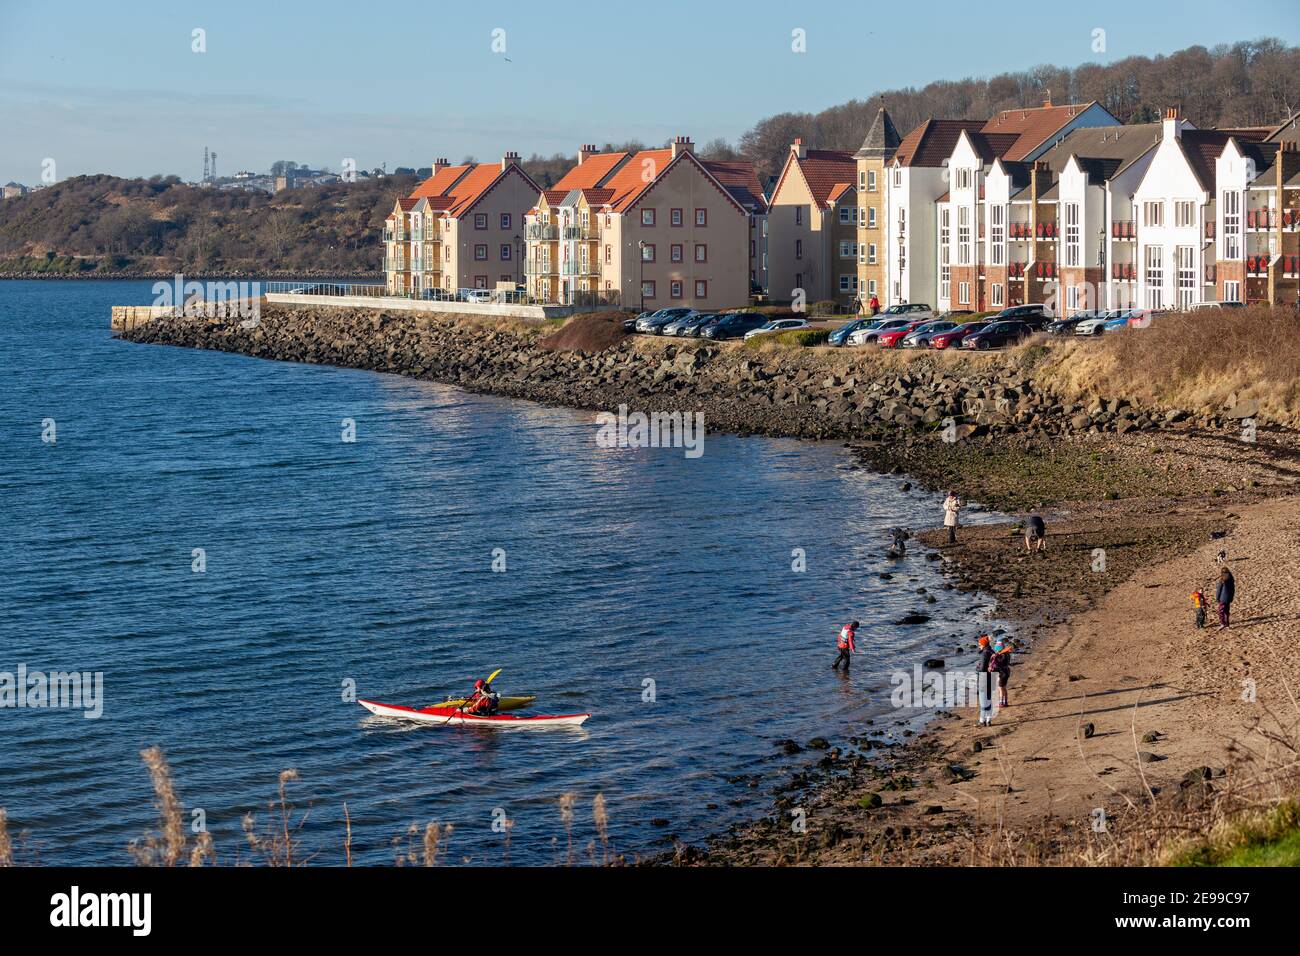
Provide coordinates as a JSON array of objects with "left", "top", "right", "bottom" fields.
[
  {"left": 464, "top": 677, "right": 500, "bottom": 715},
  {"left": 832, "top": 621, "right": 859, "bottom": 672}
]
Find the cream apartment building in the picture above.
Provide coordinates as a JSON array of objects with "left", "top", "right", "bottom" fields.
[{"left": 384, "top": 153, "right": 542, "bottom": 297}]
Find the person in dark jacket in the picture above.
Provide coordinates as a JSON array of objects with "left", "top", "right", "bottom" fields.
[
  {"left": 976, "top": 635, "right": 994, "bottom": 724},
  {"left": 1216, "top": 568, "right": 1235, "bottom": 628}
]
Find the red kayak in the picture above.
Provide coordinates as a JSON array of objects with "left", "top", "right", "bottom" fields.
[{"left": 359, "top": 698, "right": 590, "bottom": 728}]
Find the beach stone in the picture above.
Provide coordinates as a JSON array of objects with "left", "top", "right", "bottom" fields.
[
  {"left": 1082, "top": 722, "right": 1095, "bottom": 739},
  {"left": 857, "top": 793, "right": 883, "bottom": 810},
  {"left": 807, "top": 737, "right": 830, "bottom": 750}
]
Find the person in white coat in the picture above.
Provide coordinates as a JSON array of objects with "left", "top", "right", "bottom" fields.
[{"left": 943, "top": 492, "right": 961, "bottom": 544}]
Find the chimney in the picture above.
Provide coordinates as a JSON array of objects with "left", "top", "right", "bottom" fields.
[
  {"left": 432, "top": 158, "right": 449, "bottom": 173},
  {"left": 791, "top": 137, "right": 806, "bottom": 160},
  {"left": 577, "top": 144, "right": 598, "bottom": 165},
  {"left": 502, "top": 151, "right": 520, "bottom": 171},
  {"left": 671, "top": 135, "right": 694, "bottom": 160},
  {"left": 1279, "top": 140, "right": 1300, "bottom": 190},
  {"left": 1162, "top": 107, "right": 1182, "bottom": 140}
]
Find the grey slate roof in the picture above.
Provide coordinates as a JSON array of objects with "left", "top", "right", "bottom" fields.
[{"left": 855, "top": 106, "right": 902, "bottom": 159}]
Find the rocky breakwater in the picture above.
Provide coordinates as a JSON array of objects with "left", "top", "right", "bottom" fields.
[{"left": 120, "top": 305, "right": 1206, "bottom": 447}]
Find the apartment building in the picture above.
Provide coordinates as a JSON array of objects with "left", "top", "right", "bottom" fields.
[
  {"left": 1213, "top": 112, "right": 1300, "bottom": 307},
  {"left": 969, "top": 122, "right": 1172, "bottom": 316},
  {"left": 767, "top": 140, "right": 858, "bottom": 307},
  {"left": 854, "top": 104, "right": 901, "bottom": 308},
  {"left": 524, "top": 137, "right": 756, "bottom": 310},
  {"left": 1128, "top": 112, "right": 1273, "bottom": 311},
  {"left": 383, "top": 153, "right": 542, "bottom": 297},
  {"left": 925, "top": 100, "right": 1118, "bottom": 312}
]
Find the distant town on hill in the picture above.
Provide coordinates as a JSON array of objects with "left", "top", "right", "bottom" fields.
[{"left": 2, "top": 38, "right": 1294, "bottom": 277}]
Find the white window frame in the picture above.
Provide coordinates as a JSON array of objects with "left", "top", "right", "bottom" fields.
[{"left": 1065, "top": 202, "right": 1080, "bottom": 267}]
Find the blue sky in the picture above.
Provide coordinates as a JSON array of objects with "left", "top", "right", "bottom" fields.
[{"left": 0, "top": 0, "right": 1296, "bottom": 185}]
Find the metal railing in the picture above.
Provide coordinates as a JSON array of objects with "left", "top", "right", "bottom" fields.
[{"left": 526, "top": 224, "right": 559, "bottom": 240}]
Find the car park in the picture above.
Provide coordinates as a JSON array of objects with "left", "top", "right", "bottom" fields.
[
  {"left": 1073, "top": 310, "right": 1116, "bottom": 336},
  {"left": 877, "top": 320, "right": 930, "bottom": 348},
  {"left": 661, "top": 311, "right": 705, "bottom": 336},
  {"left": 991, "top": 303, "right": 1053, "bottom": 330}
]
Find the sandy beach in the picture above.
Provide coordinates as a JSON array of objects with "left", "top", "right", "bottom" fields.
[{"left": 691, "top": 427, "right": 1300, "bottom": 865}]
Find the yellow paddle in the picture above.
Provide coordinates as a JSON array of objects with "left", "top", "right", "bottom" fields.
[{"left": 485, "top": 668, "right": 503, "bottom": 686}]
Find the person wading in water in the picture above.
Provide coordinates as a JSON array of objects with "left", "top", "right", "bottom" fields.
[{"left": 833, "top": 621, "right": 859, "bottom": 671}]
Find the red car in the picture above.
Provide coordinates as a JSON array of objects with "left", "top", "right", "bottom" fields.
[
  {"left": 876, "top": 320, "right": 928, "bottom": 348},
  {"left": 929, "top": 321, "right": 988, "bottom": 349}
]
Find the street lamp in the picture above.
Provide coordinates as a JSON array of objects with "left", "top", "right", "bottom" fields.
[
  {"left": 638, "top": 239, "right": 647, "bottom": 311},
  {"left": 513, "top": 233, "right": 522, "bottom": 296}
]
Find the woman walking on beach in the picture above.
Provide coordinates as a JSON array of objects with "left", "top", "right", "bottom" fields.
[
  {"left": 943, "top": 491, "right": 962, "bottom": 545},
  {"left": 1216, "top": 568, "right": 1235, "bottom": 628}
]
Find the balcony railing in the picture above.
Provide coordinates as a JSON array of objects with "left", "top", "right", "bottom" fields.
[
  {"left": 1204, "top": 263, "right": 1216, "bottom": 283},
  {"left": 1033, "top": 260, "right": 1059, "bottom": 279},
  {"left": 1246, "top": 254, "right": 1270, "bottom": 276},
  {"left": 1246, "top": 209, "right": 1275, "bottom": 230},
  {"left": 1009, "top": 222, "right": 1033, "bottom": 240},
  {"left": 1204, "top": 220, "right": 1215, "bottom": 239},
  {"left": 527, "top": 223, "right": 559, "bottom": 240},
  {"left": 1284, "top": 254, "right": 1300, "bottom": 276},
  {"left": 1035, "top": 221, "right": 1059, "bottom": 240},
  {"left": 525, "top": 261, "right": 557, "bottom": 276},
  {"left": 1111, "top": 220, "right": 1136, "bottom": 239},
  {"left": 1284, "top": 209, "right": 1300, "bottom": 230},
  {"left": 1008, "top": 261, "right": 1027, "bottom": 278},
  {"left": 1111, "top": 263, "right": 1136, "bottom": 280},
  {"left": 562, "top": 225, "right": 601, "bottom": 240},
  {"left": 560, "top": 261, "right": 597, "bottom": 276}
]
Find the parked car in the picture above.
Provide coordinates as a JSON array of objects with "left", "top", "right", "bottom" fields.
[
  {"left": 828, "top": 317, "right": 880, "bottom": 347},
  {"left": 1046, "top": 311, "right": 1096, "bottom": 334},
  {"left": 1073, "top": 310, "right": 1117, "bottom": 336},
  {"left": 464, "top": 289, "right": 496, "bottom": 303},
  {"left": 848, "top": 317, "right": 912, "bottom": 346},
  {"left": 700, "top": 312, "right": 769, "bottom": 340},
  {"left": 743, "top": 318, "right": 810, "bottom": 341},
  {"left": 625, "top": 310, "right": 654, "bottom": 332},
  {"left": 688, "top": 313, "right": 727, "bottom": 337},
  {"left": 884, "top": 303, "right": 936, "bottom": 321},
  {"left": 1104, "top": 310, "right": 1138, "bottom": 333},
  {"left": 635, "top": 307, "right": 693, "bottom": 334},
  {"left": 961, "top": 320, "right": 1034, "bottom": 350},
  {"left": 1191, "top": 301, "right": 1246, "bottom": 311},
  {"left": 928, "top": 321, "right": 988, "bottom": 349},
  {"left": 877, "top": 320, "right": 931, "bottom": 348},
  {"left": 991, "top": 303, "right": 1053, "bottom": 330},
  {"left": 900, "top": 319, "right": 961, "bottom": 348},
  {"left": 1127, "top": 309, "right": 1163, "bottom": 329},
  {"left": 662, "top": 311, "right": 705, "bottom": 336}
]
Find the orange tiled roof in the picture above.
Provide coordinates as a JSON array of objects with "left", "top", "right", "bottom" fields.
[
  {"left": 397, "top": 198, "right": 418, "bottom": 211},
  {"left": 411, "top": 165, "right": 472, "bottom": 199},
  {"left": 789, "top": 149, "right": 856, "bottom": 205},
  {"left": 408, "top": 161, "right": 539, "bottom": 220},
  {"left": 553, "top": 152, "right": 630, "bottom": 191},
  {"left": 600, "top": 148, "right": 674, "bottom": 212}
]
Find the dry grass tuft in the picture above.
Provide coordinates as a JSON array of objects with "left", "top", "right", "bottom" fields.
[
  {"left": 0, "top": 809, "right": 12, "bottom": 867},
  {"left": 128, "top": 746, "right": 187, "bottom": 866}
]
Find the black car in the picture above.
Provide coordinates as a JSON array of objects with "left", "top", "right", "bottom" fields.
[
  {"left": 700, "top": 312, "right": 769, "bottom": 340},
  {"left": 992, "top": 304, "right": 1052, "bottom": 330},
  {"left": 1046, "top": 311, "right": 1095, "bottom": 334},
  {"left": 961, "top": 320, "right": 1034, "bottom": 350}
]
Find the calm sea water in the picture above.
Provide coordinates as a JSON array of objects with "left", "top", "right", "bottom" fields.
[{"left": 0, "top": 279, "right": 997, "bottom": 865}]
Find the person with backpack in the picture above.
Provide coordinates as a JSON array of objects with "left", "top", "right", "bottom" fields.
[{"left": 832, "top": 621, "right": 859, "bottom": 671}]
